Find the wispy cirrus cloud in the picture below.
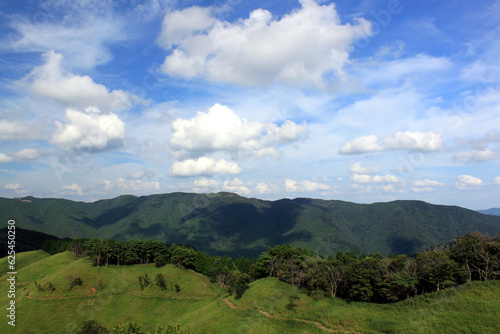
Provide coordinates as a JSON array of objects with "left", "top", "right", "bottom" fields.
[{"left": 5, "top": 7, "right": 127, "bottom": 69}]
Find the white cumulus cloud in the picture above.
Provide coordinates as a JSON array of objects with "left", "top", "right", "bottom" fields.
[
  {"left": 158, "top": 0, "right": 371, "bottom": 86},
  {"left": 412, "top": 179, "right": 446, "bottom": 187},
  {"left": 411, "top": 179, "right": 445, "bottom": 192},
  {"left": 23, "top": 51, "right": 135, "bottom": 110},
  {"left": 5, "top": 183, "right": 22, "bottom": 190},
  {"left": 4, "top": 183, "right": 29, "bottom": 195},
  {"left": 351, "top": 174, "right": 399, "bottom": 184},
  {"left": 51, "top": 107, "right": 125, "bottom": 153},
  {"left": 350, "top": 184, "right": 372, "bottom": 193},
  {"left": 193, "top": 177, "right": 250, "bottom": 194},
  {"left": 12, "top": 149, "right": 39, "bottom": 160},
  {"left": 339, "top": 135, "right": 383, "bottom": 155},
  {"left": 0, "top": 153, "right": 14, "bottom": 163},
  {"left": 285, "top": 178, "right": 330, "bottom": 192},
  {"left": 0, "top": 149, "right": 40, "bottom": 164},
  {"left": 382, "top": 131, "right": 443, "bottom": 151},
  {"left": 169, "top": 157, "right": 242, "bottom": 177},
  {"left": 169, "top": 103, "right": 307, "bottom": 157},
  {"left": 256, "top": 182, "right": 281, "bottom": 194},
  {"left": 157, "top": 6, "right": 216, "bottom": 50},
  {"left": 453, "top": 149, "right": 498, "bottom": 163},
  {"left": 350, "top": 174, "right": 372, "bottom": 184},
  {"left": 372, "top": 175, "right": 400, "bottom": 183},
  {"left": 102, "top": 178, "right": 160, "bottom": 193},
  {"left": 61, "top": 183, "right": 84, "bottom": 195},
  {"left": 411, "top": 187, "right": 434, "bottom": 193},
  {"left": 494, "top": 177, "right": 500, "bottom": 185},
  {"left": 127, "top": 169, "right": 155, "bottom": 180},
  {"left": 0, "top": 120, "right": 34, "bottom": 141},
  {"left": 348, "top": 161, "right": 380, "bottom": 174},
  {"left": 382, "top": 185, "right": 400, "bottom": 193},
  {"left": 455, "top": 174, "right": 483, "bottom": 190}
]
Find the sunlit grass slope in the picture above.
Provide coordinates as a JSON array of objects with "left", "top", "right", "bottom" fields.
[
  {"left": 0, "top": 251, "right": 499, "bottom": 334},
  {"left": 231, "top": 277, "right": 500, "bottom": 334}
]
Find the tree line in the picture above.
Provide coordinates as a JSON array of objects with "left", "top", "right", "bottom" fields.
[{"left": 43, "top": 232, "right": 500, "bottom": 303}]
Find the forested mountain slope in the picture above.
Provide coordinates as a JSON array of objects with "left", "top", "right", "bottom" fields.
[{"left": 2, "top": 192, "right": 500, "bottom": 257}]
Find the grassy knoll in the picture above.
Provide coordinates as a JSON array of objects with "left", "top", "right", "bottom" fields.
[
  {"left": 230, "top": 278, "right": 500, "bottom": 334},
  {"left": 0, "top": 250, "right": 50, "bottom": 272},
  {"left": 0, "top": 251, "right": 499, "bottom": 333}
]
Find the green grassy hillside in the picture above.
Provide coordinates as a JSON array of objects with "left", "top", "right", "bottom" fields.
[
  {"left": 0, "top": 251, "right": 499, "bottom": 333},
  {"left": 1, "top": 193, "right": 500, "bottom": 257}
]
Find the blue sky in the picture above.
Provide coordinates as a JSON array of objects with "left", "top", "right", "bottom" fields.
[{"left": 1, "top": 0, "right": 499, "bottom": 210}]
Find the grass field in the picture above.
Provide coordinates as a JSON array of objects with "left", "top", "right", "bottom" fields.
[{"left": 1, "top": 251, "right": 499, "bottom": 333}]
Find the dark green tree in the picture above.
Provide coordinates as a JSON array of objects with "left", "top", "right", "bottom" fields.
[
  {"left": 417, "top": 250, "right": 457, "bottom": 292},
  {"left": 77, "top": 320, "right": 109, "bottom": 334},
  {"left": 170, "top": 245, "right": 196, "bottom": 270},
  {"left": 155, "top": 273, "right": 167, "bottom": 290},
  {"left": 138, "top": 274, "right": 152, "bottom": 291},
  {"left": 69, "top": 277, "right": 83, "bottom": 292},
  {"left": 227, "top": 271, "right": 251, "bottom": 299},
  {"left": 347, "top": 256, "right": 382, "bottom": 302},
  {"left": 155, "top": 255, "right": 167, "bottom": 268}
]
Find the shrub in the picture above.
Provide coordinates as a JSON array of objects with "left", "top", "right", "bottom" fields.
[
  {"left": 69, "top": 277, "right": 83, "bottom": 292},
  {"left": 77, "top": 320, "right": 109, "bottom": 334},
  {"left": 164, "top": 323, "right": 190, "bottom": 334},
  {"left": 285, "top": 294, "right": 300, "bottom": 311},
  {"left": 35, "top": 281, "right": 44, "bottom": 292},
  {"left": 155, "top": 274, "right": 167, "bottom": 290},
  {"left": 138, "top": 274, "right": 152, "bottom": 291},
  {"left": 112, "top": 322, "right": 144, "bottom": 334},
  {"left": 45, "top": 282, "right": 56, "bottom": 292}
]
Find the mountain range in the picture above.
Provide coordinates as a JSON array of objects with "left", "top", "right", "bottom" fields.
[
  {"left": 2, "top": 192, "right": 500, "bottom": 257},
  {"left": 477, "top": 208, "right": 500, "bottom": 216}
]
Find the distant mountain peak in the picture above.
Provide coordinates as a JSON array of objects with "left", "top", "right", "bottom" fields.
[{"left": 477, "top": 208, "right": 500, "bottom": 216}]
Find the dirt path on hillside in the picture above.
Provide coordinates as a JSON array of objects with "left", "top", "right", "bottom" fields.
[
  {"left": 128, "top": 291, "right": 205, "bottom": 300},
  {"left": 222, "top": 297, "right": 359, "bottom": 333},
  {"left": 223, "top": 297, "right": 237, "bottom": 309},
  {"left": 25, "top": 293, "right": 96, "bottom": 300},
  {"left": 192, "top": 271, "right": 210, "bottom": 287}
]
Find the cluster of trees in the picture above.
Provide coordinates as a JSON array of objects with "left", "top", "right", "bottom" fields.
[
  {"left": 254, "top": 233, "right": 499, "bottom": 302},
  {"left": 137, "top": 273, "right": 181, "bottom": 293},
  {"left": 77, "top": 320, "right": 189, "bottom": 334},
  {"left": 45, "top": 232, "right": 499, "bottom": 303},
  {"left": 34, "top": 276, "right": 84, "bottom": 293},
  {"left": 56, "top": 239, "right": 171, "bottom": 266}
]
